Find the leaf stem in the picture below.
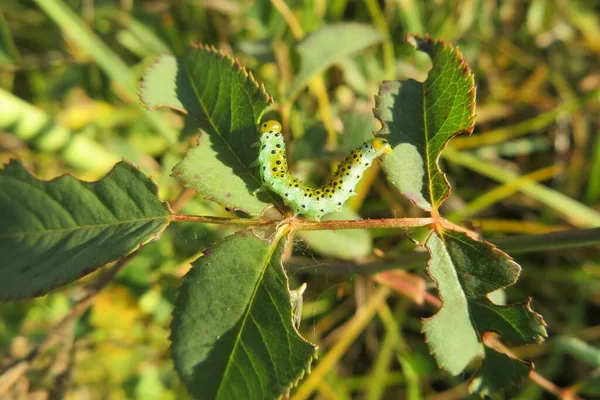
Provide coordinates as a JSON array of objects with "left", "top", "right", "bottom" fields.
[
  {"left": 171, "top": 212, "right": 600, "bottom": 251},
  {"left": 170, "top": 213, "right": 434, "bottom": 231},
  {"left": 290, "top": 217, "right": 434, "bottom": 231}
]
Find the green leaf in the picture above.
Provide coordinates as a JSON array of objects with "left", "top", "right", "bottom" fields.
[
  {"left": 374, "top": 36, "right": 476, "bottom": 211},
  {"left": 171, "top": 132, "right": 269, "bottom": 215},
  {"left": 0, "top": 161, "right": 171, "bottom": 300},
  {"left": 171, "top": 230, "right": 316, "bottom": 399},
  {"left": 468, "top": 348, "right": 530, "bottom": 396},
  {"left": 290, "top": 24, "right": 384, "bottom": 98},
  {"left": 423, "top": 230, "right": 546, "bottom": 391},
  {"left": 140, "top": 46, "right": 276, "bottom": 215},
  {"left": 422, "top": 232, "right": 483, "bottom": 374},
  {"left": 299, "top": 208, "right": 373, "bottom": 260},
  {"left": 468, "top": 299, "right": 547, "bottom": 344}
]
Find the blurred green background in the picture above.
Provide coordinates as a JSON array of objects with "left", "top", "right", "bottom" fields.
[{"left": 1, "top": 0, "right": 600, "bottom": 399}]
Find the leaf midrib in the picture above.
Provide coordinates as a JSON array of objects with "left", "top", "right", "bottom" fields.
[
  {"left": 423, "top": 79, "right": 434, "bottom": 210},
  {"left": 0, "top": 216, "right": 168, "bottom": 239},
  {"left": 439, "top": 232, "right": 534, "bottom": 343},
  {"left": 182, "top": 59, "right": 282, "bottom": 211},
  {"left": 216, "top": 235, "right": 284, "bottom": 399},
  {"left": 471, "top": 299, "right": 533, "bottom": 343}
]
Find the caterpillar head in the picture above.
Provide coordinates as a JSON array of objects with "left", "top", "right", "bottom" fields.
[
  {"left": 259, "top": 120, "right": 282, "bottom": 135},
  {"left": 372, "top": 138, "right": 393, "bottom": 155}
]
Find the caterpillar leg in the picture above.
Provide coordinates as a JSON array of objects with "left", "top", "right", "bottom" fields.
[
  {"left": 275, "top": 214, "right": 296, "bottom": 232},
  {"left": 249, "top": 159, "right": 260, "bottom": 168},
  {"left": 251, "top": 141, "right": 261, "bottom": 148},
  {"left": 311, "top": 212, "right": 323, "bottom": 222},
  {"left": 252, "top": 185, "right": 267, "bottom": 196}
]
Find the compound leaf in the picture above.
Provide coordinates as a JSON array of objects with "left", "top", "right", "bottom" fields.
[
  {"left": 469, "top": 347, "right": 531, "bottom": 396},
  {"left": 140, "top": 46, "right": 275, "bottom": 215},
  {"left": 422, "top": 231, "right": 483, "bottom": 375},
  {"left": 469, "top": 299, "right": 547, "bottom": 344},
  {"left": 374, "top": 35, "right": 476, "bottom": 211},
  {"left": 423, "top": 230, "right": 547, "bottom": 393},
  {"left": 171, "top": 230, "right": 316, "bottom": 400},
  {"left": 0, "top": 160, "right": 170, "bottom": 300}
]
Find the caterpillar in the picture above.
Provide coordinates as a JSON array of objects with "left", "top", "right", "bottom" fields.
[{"left": 255, "top": 120, "right": 392, "bottom": 221}]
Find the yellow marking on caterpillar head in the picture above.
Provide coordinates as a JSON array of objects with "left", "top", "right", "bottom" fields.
[
  {"left": 260, "top": 120, "right": 282, "bottom": 134},
  {"left": 373, "top": 138, "right": 392, "bottom": 154}
]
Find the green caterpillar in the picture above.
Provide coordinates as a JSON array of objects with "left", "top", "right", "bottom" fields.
[{"left": 255, "top": 120, "right": 392, "bottom": 221}]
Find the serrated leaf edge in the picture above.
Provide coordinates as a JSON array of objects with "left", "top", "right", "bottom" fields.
[
  {"left": 469, "top": 344, "right": 533, "bottom": 396},
  {"left": 190, "top": 43, "right": 274, "bottom": 105},
  {"left": 278, "top": 228, "right": 318, "bottom": 398},
  {"left": 169, "top": 132, "right": 267, "bottom": 215},
  {"left": 475, "top": 297, "right": 548, "bottom": 344},
  {"left": 0, "top": 159, "right": 172, "bottom": 300},
  {"left": 421, "top": 229, "right": 547, "bottom": 374},
  {"left": 410, "top": 34, "right": 476, "bottom": 209},
  {"left": 420, "top": 230, "right": 476, "bottom": 372},
  {"left": 373, "top": 34, "right": 477, "bottom": 210},
  {"left": 140, "top": 44, "right": 280, "bottom": 215},
  {"left": 139, "top": 43, "right": 273, "bottom": 112},
  {"left": 169, "top": 229, "right": 317, "bottom": 400}
]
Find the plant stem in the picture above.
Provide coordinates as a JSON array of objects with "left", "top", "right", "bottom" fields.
[
  {"left": 290, "top": 217, "right": 434, "bottom": 231},
  {"left": 171, "top": 213, "right": 434, "bottom": 230},
  {"left": 172, "top": 211, "right": 599, "bottom": 254}
]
